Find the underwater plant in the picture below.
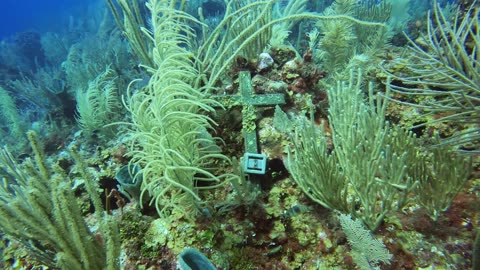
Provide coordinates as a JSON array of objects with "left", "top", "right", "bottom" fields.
[
  {"left": 0, "top": 86, "right": 25, "bottom": 140},
  {"left": 109, "top": 0, "right": 386, "bottom": 220},
  {"left": 75, "top": 67, "right": 121, "bottom": 138},
  {"left": 0, "top": 131, "right": 120, "bottom": 269},
  {"left": 310, "top": 0, "right": 391, "bottom": 81},
  {"left": 338, "top": 213, "right": 392, "bottom": 270},
  {"left": 282, "top": 71, "right": 415, "bottom": 230},
  {"left": 386, "top": 0, "right": 480, "bottom": 152},
  {"left": 0, "top": 0, "right": 477, "bottom": 268},
  {"left": 123, "top": 0, "right": 234, "bottom": 219},
  {"left": 106, "top": 0, "right": 154, "bottom": 68},
  {"left": 281, "top": 70, "right": 471, "bottom": 230},
  {"left": 109, "top": 0, "right": 386, "bottom": 92}
]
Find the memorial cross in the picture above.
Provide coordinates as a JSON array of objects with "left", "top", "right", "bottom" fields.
[{"left": 213, "top": 71, "right": 285, "bottom": 174}]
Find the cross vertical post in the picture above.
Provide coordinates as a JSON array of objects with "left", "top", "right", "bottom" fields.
[{"left": 213, "top": 71, "right": 285, "bottom": 175}]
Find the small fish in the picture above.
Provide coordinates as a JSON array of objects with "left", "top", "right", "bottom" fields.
[
  {"left": 282, "top": 204, "right": 311, "bottom": 218},
  {"left": 356, "top": 0, "right": 381, "bottom": 5}
]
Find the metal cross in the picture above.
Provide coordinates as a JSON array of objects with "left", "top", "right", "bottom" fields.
[{"left": 213, "top": 71, "right": 285, "bottom": 174}]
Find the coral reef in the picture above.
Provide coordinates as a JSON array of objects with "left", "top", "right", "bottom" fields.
[{"left": 0, "top": 0, "right": 478, "bottom": 269}]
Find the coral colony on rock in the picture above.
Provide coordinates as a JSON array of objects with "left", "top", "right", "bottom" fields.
[{"left": 0, "top": 0, "right": 480, "bottom": 269}]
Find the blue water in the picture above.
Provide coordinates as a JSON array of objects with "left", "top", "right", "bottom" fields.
[
  {"left": 0, "top": 0, "right": 477, "bottom": 269},
  {"left": 0, "top": 0, "right": 97, "bottom": 39},
  {"left": 0, "top": 0, "right": 459, "bottom": 40}
]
